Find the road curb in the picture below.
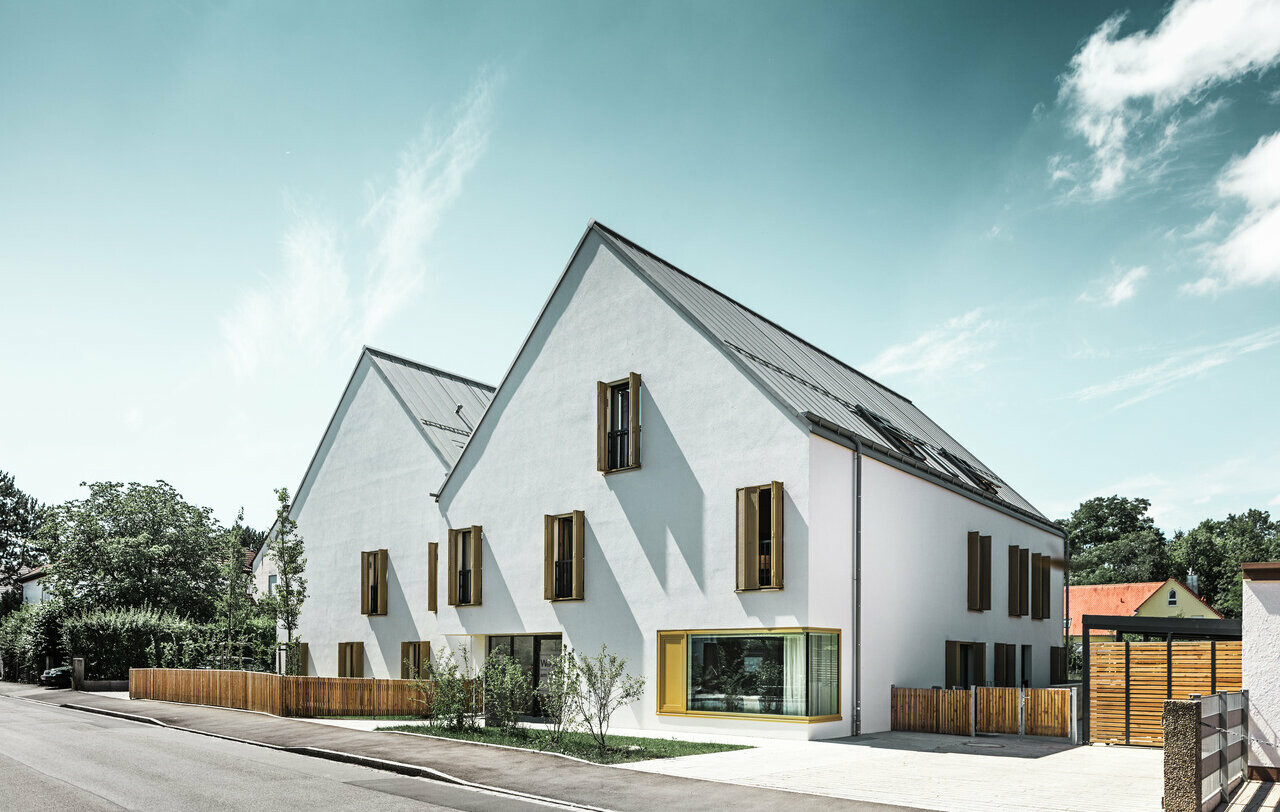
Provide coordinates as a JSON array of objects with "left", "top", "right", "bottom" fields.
[{"left": 48, "top": 698, "right": 609, "bottom": 812}]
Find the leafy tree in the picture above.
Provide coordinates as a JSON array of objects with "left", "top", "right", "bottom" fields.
[
  {"left": 1063, "top": 496, "right": 1171, "bottom": 585},
  {"left": 214, "top": 509, "right": 265, "bottom": 665},
  {"left": 1169, "top": 510, "right": 1280, "bottom": 617},
  {"left": 571, "top": 644, "right": 645, "bottom": 749},
  {"left": 260, "top": 487, "right": 307, "bottom": 670},
  {"left": 0, "top": 470, "right": 44, "bottom": 590},
  {"left": 40, "top": 481, "right": 223, "bottom": 621}
]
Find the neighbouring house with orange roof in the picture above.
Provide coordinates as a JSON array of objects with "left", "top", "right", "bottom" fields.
[{"left": 1067, "top": 578, "right": 1222, "bottom": 643}]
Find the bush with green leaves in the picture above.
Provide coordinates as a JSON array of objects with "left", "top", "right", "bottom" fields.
[
  {"left": 482, "top": 652, "right": 533, "bottom": 734},
  {"left": 412, "top": 645, "right": 479, "bottom": 730},
  {"left": 0, "top": 600, "right": 66, "bottom": 682},
  {"left": 538, "top": 647, "right": 580, "bottom": 745},
  {"left": 61, "top": 605, "right": 207, "bottom": 679},
  {"left": 571, "top": 644, "right": 645, "bottom": 749}
]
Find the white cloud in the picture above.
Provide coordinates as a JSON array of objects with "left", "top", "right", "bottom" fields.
[
  {"left": 1078, "top": 265, "right": 1149, "bottom": 306},
  {"left": 1184, "top": 131, "right": 1280, "bottom": 294},
  {"left": 1057, "top": 0, "right": 1280, "bottom": 198},
  {"left": 1072, "top": 324, "right": 1280, "bottom": 407},
  {"left": 220, "top": 73, "right": 497, "bottom": 380},
  {"left": 863, "top": 310, "right": 999, "bottom": 379}
]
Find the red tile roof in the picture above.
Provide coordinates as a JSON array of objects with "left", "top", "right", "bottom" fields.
[{"left": 1067, "top": 578, "right": 1222, "bottom": 636}]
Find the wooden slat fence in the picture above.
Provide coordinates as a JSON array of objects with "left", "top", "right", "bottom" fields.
[
  {"left": 1087, "top": 641, "right": 1242, "bottom": 747},
  {"left": 128, "top": 668, "right": 429, "bottom": 718},
  {"left": 892, "top": 685, "right": 1073, "bottom": 739}
]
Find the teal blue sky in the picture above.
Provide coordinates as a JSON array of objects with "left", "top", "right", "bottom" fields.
[{"left": 3, "top": 0, "right": 1279, "bottom": 531}]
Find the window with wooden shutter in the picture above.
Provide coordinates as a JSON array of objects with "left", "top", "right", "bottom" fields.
[
  {"left": 360, "top": 550, "right": 388, "bottom": 616},
  {"left": 1049, "top": 646, "right": 1064, "bottom": 685},
  {"left": 1030, "top": 553, "right": 1044, "bottom": 620},
  {"left": 973, "top": 642, "right": 986, "bottom": 687},
  {"left": 993, "top": 643, "right": 1016, "bottom": 687},
  {"left": 736, "top": 482, "right": 783, "bottom": 591},
  {"left": 978, "top": 535, "right": 991, "bottom": 611},
  {"left": 338, "top": 642, "right": 364, "bottom": 678},
  {"left": 1008, "top": 546, "right": 1020, "bottom": 616},
  {"left": 1040, "top": 555, "right": 1052, "bottom": 620},
  {"left": 1018, "top": 547, "right": 1030, "bottom": 616},
  {"left": 993, "top": 643, "right": 1007, "bottom": 686},
  {"left": 545, "top": 511, "right": 585, "bottom": 601},
  {"left": 427, "top": 542, "right": 438, "bottom": 613},
  {"left": 967, "top": 530, "right": 977, "bottom": 607},
  {"left": 447, "top": 527, "right": 482, "bottom": 607},
  {"left": 597, "top": 374, "right": 641, "bottom": 472},
  {"left": 400, "top": 641, "right": 430, "bottom": 679}
]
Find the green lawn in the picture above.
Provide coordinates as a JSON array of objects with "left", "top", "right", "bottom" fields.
[{"left": 376, "top": 724, "right": 749, "bottom": 764}]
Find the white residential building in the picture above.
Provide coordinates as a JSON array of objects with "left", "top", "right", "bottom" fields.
[{"left": 255, "top": 222, "right": 1065, "bottom": 739}]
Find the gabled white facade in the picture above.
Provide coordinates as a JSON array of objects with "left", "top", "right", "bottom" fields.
[{"left": 266, "top": 223, "right": 1065, "bottom": 740}]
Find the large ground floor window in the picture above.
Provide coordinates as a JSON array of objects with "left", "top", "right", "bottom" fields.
[
  {"left": 486, "top": 633, "right": 562, "bottom": 716},
  {"left": 657, "top": 628, "right": 839, "bottom": 721}
]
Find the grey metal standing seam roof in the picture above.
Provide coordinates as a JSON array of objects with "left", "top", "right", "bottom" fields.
[
  {"left": 366, "top": 347, "right": 496, "bottom": 469},
  {"left": 592, "top": 223, "right": 1050, "bottom": 524}
]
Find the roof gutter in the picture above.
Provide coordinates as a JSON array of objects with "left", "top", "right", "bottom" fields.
[{"left": 802, "top": 412, "right": 1065, "bottom": 539}]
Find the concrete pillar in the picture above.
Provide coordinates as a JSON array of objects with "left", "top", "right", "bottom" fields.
[{"left": 1162, "top": 699, "right": 1201, "bottom": 812}]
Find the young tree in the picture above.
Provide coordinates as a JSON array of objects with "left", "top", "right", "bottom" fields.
[
  {"left": 539, "top": 647, "right": 580, "bottom": 745},
  {"left": 260, "top": 488, "right": 307, "bottom": 673},
  {"left": 214, "top": 509, "right": 261, "bottom": 666},
  {"left": 41, "top": 481, "right": 223, "bottom": 621},
  {"left": 572, "top": 644, "right": 645, "bottom": 750},
  {"left": 0, "top": 470, "right": 43, "bottom": 591},
  {"left": 1169, "top": 510, "right": 1280, "bottom": 617},
  {"left": 1062, "top": 496, "right": 1171, "bottom": 585}
]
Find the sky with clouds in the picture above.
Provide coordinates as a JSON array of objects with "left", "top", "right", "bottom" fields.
[{"left": 2, "top": 0, "right": 1279, "bottom": 534}]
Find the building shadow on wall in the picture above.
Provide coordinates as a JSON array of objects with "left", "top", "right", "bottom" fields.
[
  {"left": 607, "top": 386, "right": 706, "bottom": 593},
  {"left": 554, "top": 517, "right": 644, "bottom": 657}
]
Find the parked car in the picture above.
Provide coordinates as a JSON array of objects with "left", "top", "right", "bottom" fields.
[{"left": 38, "top": 666, "right": 71, "bottom": 687}]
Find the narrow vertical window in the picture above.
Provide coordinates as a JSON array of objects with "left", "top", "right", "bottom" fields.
[
  {"left": 458, "top": 529, "right": 473, "bottom": 605},
  {"left": 1018, "top": 548, "right": 1030, "bottom": 616},
  {"left": 448, "top": 527, "right": 482, "bottom": 607},
  {"left": 967, "top": 532, "right": 990, "bottom": 611},
  {"left": 1030, "top": 553, "right": 1044, "bottom": 619},
  {"left": 360, "top": 550, "right": 388, "bottom": 616},
  {"left": 544, "top": 511, "right": 585, "bottom": 601},
  {"left": 427, "top": 542, "right": 438, "bottom": 613},
  {"left": 736, "top": 482, "right": 783, "bottom": 591},
  {"left": 401, "top": 641, "right": 430, "bottom": 679},
  {"left": 596, "top": 374, "right": 642, "bottom": 472}
]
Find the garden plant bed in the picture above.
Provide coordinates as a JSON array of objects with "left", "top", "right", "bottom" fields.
[{"left": 377, "top": 723, "right": 750, "bottom": 764}]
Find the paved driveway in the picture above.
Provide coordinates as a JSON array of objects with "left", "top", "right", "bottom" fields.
[{"left": 621, "top": 730, "right": 1163, "bottom": 812}]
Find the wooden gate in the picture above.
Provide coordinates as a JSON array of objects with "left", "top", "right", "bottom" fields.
[
  {"left": 1087, "top": 640, "right": 1241, "bottom": 746},
  {"left": 891, "top": 685, "right": 1073, "bottom": 738}
]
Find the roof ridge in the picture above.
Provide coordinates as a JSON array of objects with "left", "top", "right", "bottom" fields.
[
  {"left": 363, "top": 345, "right": 496, "bottom": 392},
  {"left": 590, "top": 221, "right": 915, "bottom": 405}
]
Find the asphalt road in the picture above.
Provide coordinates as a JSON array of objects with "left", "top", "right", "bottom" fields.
[{"left": 0, "top": 696, "right": 567, "bottom": 811}]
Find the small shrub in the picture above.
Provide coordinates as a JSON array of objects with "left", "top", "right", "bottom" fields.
[
  {"left": 572, "top": 644, "right": 645, "bottom": 749},
  {"left": 539, "top": 647, "right": 580, "bottom": 745},
  {"left": 413, "top": 645, "right": 479, "bottom": 730},
  {"left": 482, "top": 652, "right": 533, "bottom": 734},
  {"left": 0, "top": 601, "right": 67, "bottom": 682}
]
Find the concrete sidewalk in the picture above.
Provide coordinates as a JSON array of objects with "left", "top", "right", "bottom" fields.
[{"left": 1, "top": 684, "right": 919, "bottom": 812}]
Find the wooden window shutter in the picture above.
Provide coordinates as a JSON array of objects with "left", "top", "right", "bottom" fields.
[
  {"left": 543, "top": 515, "right": 555, "bottom": 601},
  {"left": 1049, "top": 646, "right": 1062, "bottom": 685},
  {"left": 979, "top": 535, "right": 992, "bottom": 611},
  {"left": 993, "top": 644, "right": 1005, "bottom": 686},
  {"left": 447, "top": 530, "right": 458, "bottom": 606},
  {"left": 338, "top": 643, "right": 348, "bottom": 678},
  {"left": 973, "top": 642, "right": 986, "bottom": 687},
  {"left": 470, "top": 525, "right": 483, "bottom": 605},
  {"left": 1030, "top": 554, "right": 1043, "bottom": 619},
  {"left": 1008, "top": 546, "right": 1020, "bottom": 616},
  {"left": 427, "top": 542, "right": 438, "bottom": 613},
  {"left": 736, "top": 487, "right": 759, "bottom": 591},
  {"left": 297, "top": 642, "right": 308, "bottom": 677},
  {"left": 945, "top": 640, "right": 960, "bottom": 688},
  {"left": 769, "top": 481, "right": 784, "bottom": 589},
  {"left": 627, "top": 372, "right": 641, "bottom": 467},
  {"left": 1006, "top": 645, "right": 1017, "bottom": 688},
  {"left": 352, "top": 642, "right": 364, "bottom": 678},
  {"left": 1018, "top": 548, "right": 1030, "bottom": 616},
  {"left": 572, "top": 509, "right": 585, "bottom": 600},
  {"left": 967, "top": 532, "right": 980, "bottom": 610},
  {"left": 595, "top": 381, "right": 608, "bottom": 472},
  {"left": 360, "top": 552, "right": 371, "bottom": 615},
  {"left": 1041, "top": 557, "right": 1052, "bottom": 620},
  {"left": 376, "top": 549, "right": 388, "bottom": 615},
  {"left": 400, "top": 642, "right": 411, "bottom": 679},
  {"left": 420, "top": 641, "right": 431, "bottom": 674}
]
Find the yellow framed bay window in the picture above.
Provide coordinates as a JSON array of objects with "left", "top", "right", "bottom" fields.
[{"left": 656, "top": 628, "right": 840, "bottom": 723}]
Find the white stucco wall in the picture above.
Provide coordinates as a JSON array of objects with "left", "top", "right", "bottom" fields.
[
  {"left": 437, "top": 232, "right": 838, "bottom": 739},
  {"left": 853, "top": 454, "right": 1064, "bottom": 734},
  {"left": 1243, "top": 577, "right": 1280, "bottom": 768},
  {"left": 285, "top": 355, "right": 451, "bottom": 680}
]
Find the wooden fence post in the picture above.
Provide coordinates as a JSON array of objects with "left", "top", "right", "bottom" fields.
[
  {"left": 1018, "top": 687, "right": 1025, "bottom": 736},
  {"left": 969, "top": 686, "right": 976, "bottom": 737}
]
